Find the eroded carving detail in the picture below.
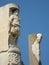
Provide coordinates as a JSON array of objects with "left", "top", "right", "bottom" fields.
[
  {"left": 8, "top": 5, "right": 23, "bottom": 65},
  {"left": 32, "top": 33, "right": 42, "bottom": 62},
  {"left": 8, "top": 52, "right": 21, "bottom": 64},
  {"left": 0, "top": 4, "right": 24, "bottom": 65},
  {"left": 8, "top": 6, "right": 20, "bottom": 46},
  {"left": 9, "top": 7, "right": 20, "bottom": 37}
]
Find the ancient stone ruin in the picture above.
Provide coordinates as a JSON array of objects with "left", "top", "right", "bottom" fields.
[
  {"left": 0, "top": 3, "right": 23, "bottom": 65},
  {"left": 28, "top": 33, "right": 42, "bottom": 65},
  {"left": 0, "top": 3, "right": 42, "bottom": 65}
]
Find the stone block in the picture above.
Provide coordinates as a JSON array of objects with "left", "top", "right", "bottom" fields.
[{"left": 28, "top": 33, "right": 42, "bottom": 65}]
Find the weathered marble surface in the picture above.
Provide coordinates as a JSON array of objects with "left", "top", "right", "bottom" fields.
[
  {"left": 0, "top": 52, "right": 8, "bottom": 65},
  {"left": 0, "top": 3, "right": 24, "bottom": 65},
  {"left": 28, "top": 33, "right": 42, "bottom": 65},
  {"left": 0, "top": 3, "right": 20, "bottom": 52}
]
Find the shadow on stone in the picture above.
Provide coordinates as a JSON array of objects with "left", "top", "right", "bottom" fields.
[{"left": 39, "top": 61, "right": 42, "bottom": 65}]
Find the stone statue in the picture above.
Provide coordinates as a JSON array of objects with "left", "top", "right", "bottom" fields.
[
  {"left": 8, "top": 5, "right": 20, "bottom": 47},
  {"left": 0, "top": 3, "right": 24, "bottom": 65},
  {"left": 9, "top": 7, "right": 20, "bottom": 37},
  {"left": 8, "top": 4, "right": 24, "bottom": 65}
]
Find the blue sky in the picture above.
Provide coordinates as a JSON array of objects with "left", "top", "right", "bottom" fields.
[{"left": 0, "top": 0, "right": 49, "bottom": 65}]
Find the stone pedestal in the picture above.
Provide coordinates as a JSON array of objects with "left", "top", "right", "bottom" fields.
[
  {"left": 28, "top": 33, "right": 42, "bottom": 65},
  {"left": 0, "top": 3, "right": 22, "bottom": 65}
]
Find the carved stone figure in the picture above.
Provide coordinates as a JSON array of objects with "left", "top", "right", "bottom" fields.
[
  {"left": 0, "top": 3, "right": 24, "bottom": 65},
  {"left": 8, "top": 6, "right": 20, "bottom": 47},
  {"left": 9, "top": 7, "right": 20, "bottom": 37},
  {"left": 8, "top": 4, "right": 24, "bottom": 65}
]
